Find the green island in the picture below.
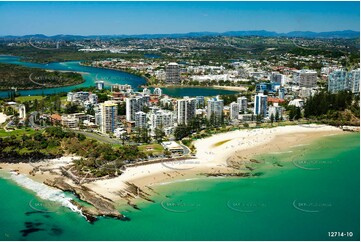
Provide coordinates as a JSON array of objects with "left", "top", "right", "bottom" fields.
[{"left": 0, "top": 63, "right": 84, "bottom": 90}]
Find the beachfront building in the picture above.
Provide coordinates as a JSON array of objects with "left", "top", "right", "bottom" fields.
[
  {"left": 150, "top": 110, "right": 174, "bottom": 129},
  {"left": 268, "top": 103, "right": 283, "bottom": 120},
  {"left": 61, "top": 116, "right": 79, "bottom": 128},
  {"left": 253, "top": 93, "right": 268, "bottom": 117},
  {"left": 293, "top": 69, "right": 317, "bottom": 88},
  {"left": 161, "top": 141, "right": 184, "bottom": 155},
  {"left": 134, "top": 111, "right": 147, "bottom": 128},
  {"left": 150, "top": 109, "right": 174, "bottom": 134},
  {"left": 100, "top": 101, "right": 118, "bottom": 134},
  {"left": 126, "top": 96, "right": 147, "bottom": 121},
  {"left": 153, "top": 87, "right": 162, "bottom": 96},
  {"left": 96, "top": 81, "right": 105, "bottom": 90},
  {"left": 166, "top": 62, "right": 180, "bottom": 84},
  {"left": 229, "top": 102, "right": 240, "bottom": 120},
  {"left": 328, "top": 70, "right": 348, "bottom": 93},
  {"left": 328, "top": 69, "right": 360, "bottom": 94},
  {"left": 207, "top": 97, "right": 224, "bottom": 122},
  {"left": 176, "top": 97, "right": 196, "bottom": 125},
  {"left": 237, "top": 96, "right": 248, "bottom": 112},
  {"left": 349, "top": 69, "right": 360, "bottom": 94}
]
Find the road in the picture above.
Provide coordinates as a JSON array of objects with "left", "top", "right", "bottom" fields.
[
  {"left": 72, "top": 130, "right": 123, "bottom": 145},
  {"left": 28, "top": 111, "right": 45, "bottom": 129},
  {"left": 178, "top": 142, "right": 191, "bottom": 155}
]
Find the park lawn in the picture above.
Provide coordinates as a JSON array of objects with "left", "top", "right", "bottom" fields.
[
  {"left": 60, "top": 96, "right": 69, "bottom": 105},
  {"left": 138, "top": 143, "right": 164, "bottom": 155},
  {"left": 15, "top": 95, "right": 44, "bottom": 102},
  {"left": 0, "top": 128, "right": 38, "bottom": 137}
]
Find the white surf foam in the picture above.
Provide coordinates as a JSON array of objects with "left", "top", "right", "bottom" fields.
[
  {"left": 268, "top": 150, "right": 293, "bottom": 155},
  {"left": 290, "top": 144, "right": 310, "bottom": 148},
  {"left": 9, "top": 172, "right": 85, "bottom": 218}
]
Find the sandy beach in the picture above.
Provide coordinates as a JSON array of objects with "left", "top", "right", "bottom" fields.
[
  {"left": 0, "top": 155, "right": 81, "bottom": 183},
  {"left": 212, "top": 85, "right": 247, "bottom": 91},
  {"left": 0, "top": 124, "right": 345, "bottom": 206},
  {"left": 84, "top": 124, "right": 344, "bottom": 202}
]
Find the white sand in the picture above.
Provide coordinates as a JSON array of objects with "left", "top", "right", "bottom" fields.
[
  {"left": 87, "top": 124, "right": 343, "bottom": 201},
  {"left": 193, "top": 124, "right": 341, "bottom": 166},
  {"left": 0, "top": 124, "right": 344, "bottom": 202}
]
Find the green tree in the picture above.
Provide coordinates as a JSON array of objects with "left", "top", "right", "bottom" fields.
[
  {"left": 154, "top": 128, "right": 165, "bottom": 143},
  {"left": 275, "top": 111, "right": 280, "bottom": 122},
  {"left": 174, "top": 125, "right": 191, "bottom": 140},
  {"left": 117, "top": 102, "right": 126, "bottom": 116},
  {"left": 270, "top": 113, "right": 274, "bottom": 124}
]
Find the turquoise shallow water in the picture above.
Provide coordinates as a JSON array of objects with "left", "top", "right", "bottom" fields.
[
  {"left": 0, "top": 132, "right": 359, "bottom": 241},
  {"left": 0, "top": 56, "right": 238, "bottom": 98}
]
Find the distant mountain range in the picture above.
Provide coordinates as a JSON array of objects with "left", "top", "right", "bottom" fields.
[{"left": 1, "top": 30, "right": 359, "bottom": 40}]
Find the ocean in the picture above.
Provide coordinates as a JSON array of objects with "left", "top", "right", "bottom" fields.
[{"left": 0, "top": 132, "right": 359, "bottom": 241}]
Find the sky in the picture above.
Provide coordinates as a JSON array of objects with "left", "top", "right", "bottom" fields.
[{"left": 0, "top": 1, "right": 359, "bottom": 36}]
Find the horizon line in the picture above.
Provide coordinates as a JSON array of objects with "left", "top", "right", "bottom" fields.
[{"left": 1, "top": 29, "right": 360, "bottom": 37}]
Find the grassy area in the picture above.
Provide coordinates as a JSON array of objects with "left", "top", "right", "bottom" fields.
[
  {"left": 0, "top": 128, "right": 38, "bottom": 137},
  {"left": 213, "top": 139, "right": 231, "bottom": 147},
  {"left": 15, "top": 95, "right": 44, "bottom": 102},
  {"left": 60, "top": 96, "right": 68, "bottom": 105},
  {"left": 138, "top": 143, "right": 164, "bottom": 156}
]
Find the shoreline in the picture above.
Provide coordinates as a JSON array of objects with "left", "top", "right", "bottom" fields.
[
  {"left": 80, "top": 61, "right": 246, "bottom": 92},
  {"left": 0, "top": 124, "right": 347, "bottom": 220},
  {"left": 146, "top": 84, "right": 246, "bottom": 92}
]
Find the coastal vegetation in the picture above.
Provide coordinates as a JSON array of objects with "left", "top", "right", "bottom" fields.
[
  {"left": 0, "top": 63, "right": 84, "bottom": 90},
  {"left": 0, "top": 127, "right": 146, "bottom": 177},
  {"left": 0, "top": 44, "right": 145, "bottom": 64},
  {"left": 303, "top": 90, "right": 360, "bottom": 126}
]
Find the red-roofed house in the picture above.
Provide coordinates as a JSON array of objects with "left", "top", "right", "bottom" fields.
[
  {"left": 50, "top": 114, "right": 62, "bottom": 125},
  {"left": 267, "top": 97, "right": 285, "bottom": 104}
]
